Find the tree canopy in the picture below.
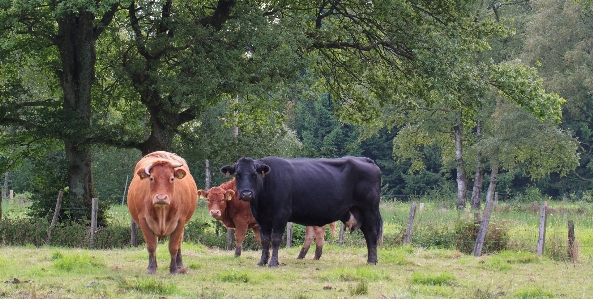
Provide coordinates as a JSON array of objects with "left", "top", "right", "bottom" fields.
[{"left": 0, "top": 0, "right": 583, "bottom": 220}]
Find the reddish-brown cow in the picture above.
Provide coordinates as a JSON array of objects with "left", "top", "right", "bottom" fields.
[
  {"left": 198, "top": 179, "right": 261, "bottom": 257},
  {"left": 199, "top": 179, "right": 335, "bottom": 260},
  {"left": 127, "top": 151, "right": 198, "bottom": 274}
]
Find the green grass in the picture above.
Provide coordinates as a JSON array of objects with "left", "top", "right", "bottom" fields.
[
  {"left": 3, "top": 199, "right": 593, "bottom": 297},
  {"left": 0, "top": 244, "right": 592, "bottom": 298}
]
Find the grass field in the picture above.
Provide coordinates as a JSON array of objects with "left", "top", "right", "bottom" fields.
[
  {"left": 1, "top": 243, "right": 592, "bottom": 298},
  {"left": 1, "top": 199, "right": 593, "bottom": 298}
]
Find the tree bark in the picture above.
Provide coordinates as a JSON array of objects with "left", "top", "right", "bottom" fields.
[
  {"left": 455, "top": 119, "right": 468, "bottom": 210},
  {"left": 485, "top": 160, "right": 499, "bottom": 212},
  {"left": 54, "top": 6, "right": 117, "bottom": 221},
  {"left": 470, "top": 120, "right": 484, "bottom": 210},
  {"left": 56, "top": 12, "right": 98, "bottom": 220}
]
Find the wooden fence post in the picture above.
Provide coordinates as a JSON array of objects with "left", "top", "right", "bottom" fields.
[
  {"left": 404, "top": 202, "right": 417, "bottom": 245},
  {"left": 286, "top": 222, "right": 293, "bottom": 247},
  {"left": 205, "top": 159, "right": 211, "bottom": 190},
  {"left": 130, "top": 219, "right": 138, "bottom": 247},
  {"left": 473, "top": 194, "right": 494, "bottom": 257},
  {"left": 90, "top": 198, "right": 98, "bottom": 248},
  {"left": 568, "top": 220, "right": 576, "bottom": 262},
  {"left": 536, "top": 201, "right": 548, "bottom": 256},
  {"left": 226, "top": 228, "right": 235, "bottom": 250},
  {"left": 339, "top": 222, "right": 345, "bottom": 246},
  {"left": 121, "top": 175, "right": 129, "bottom": 205},
  {"left": 46, "top": 191, "right": 64, "bottom": 245}
]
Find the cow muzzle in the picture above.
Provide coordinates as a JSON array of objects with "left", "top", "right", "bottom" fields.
[
  {"left": 239, "top": 191, "right": 253, "bottom": 202},
  {"left": 210, "top": 209, "right": 222, "bottom": 218},
  {"left": 153, "top": 195, "right": 170, "bottom": 206}
]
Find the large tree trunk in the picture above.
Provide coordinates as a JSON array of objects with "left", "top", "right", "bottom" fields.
[
  {"left": 54, "top": 7, "right": 117, "bottom": 221},
  {"left": 56, "top": 12, "right": 97, "bottom": 220},
  {"left": 455, "top": 120, "right": 468, "bottom": 210},
  {"left": 471, "top": 120, "right": 484, "bottom": 210}
]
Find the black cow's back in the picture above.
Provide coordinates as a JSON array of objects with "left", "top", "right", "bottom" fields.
[{"left": 254, "top": 156, "right": 381, "bottom": 227}]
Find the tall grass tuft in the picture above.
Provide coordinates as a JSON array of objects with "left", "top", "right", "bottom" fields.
[
  {"left": 51, "top": 250, "right": 105, "bottom": 273},
  {"left": 115, "top": 276, "right": 179, "bottom": 295},
  {"left": 410, "top": 272, "right": 457, "bottom": 286},
  {"left": 349, "top": 280, "right": 368, "bottom": 296},
  {"left": 216, "top": 269, "right": 251, "bottom": 283},
  {"left": 469, "top": 287, "right": 505, "bottom": 299},
  {"left": 513, "top": 287, "right": 554, "bottom": 299}
]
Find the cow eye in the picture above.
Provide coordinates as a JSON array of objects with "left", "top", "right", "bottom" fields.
[{"left": 170, "top": 177, "right": 174, "bottom": 182}]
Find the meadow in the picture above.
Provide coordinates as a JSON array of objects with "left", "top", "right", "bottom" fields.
[{"left": 1, "top": 198, "right": 593, "bottom": 298}]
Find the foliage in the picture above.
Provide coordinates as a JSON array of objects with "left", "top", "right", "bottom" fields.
[
  {"left": 174, "top": 102, "right": 304, "bottom": 188},
  {"left": 92, "top": 147, "right": 140, "bottom": 204},
  {"left": 452, "top": 220, "right": 510, "bottom": 255}
]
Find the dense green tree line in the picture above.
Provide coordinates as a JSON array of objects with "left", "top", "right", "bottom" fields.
[{"left": 0, "top": 1, "right": 586, "bottom": 222}]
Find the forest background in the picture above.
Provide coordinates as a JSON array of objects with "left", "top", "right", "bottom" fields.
[{"left": 1, "top": 0, "right": 592, "bottom": 223}]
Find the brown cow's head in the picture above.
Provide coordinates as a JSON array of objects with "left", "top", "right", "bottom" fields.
[
  {"left": 137, "top": 160, "right": 186, "bottom": 207},
  {"left": 198, "top": 187, "right": 234, "bottom": 220}
]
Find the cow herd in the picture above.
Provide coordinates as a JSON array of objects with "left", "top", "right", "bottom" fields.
[{"left": 127, "top": 151, "right": 383, "bottom": 274}]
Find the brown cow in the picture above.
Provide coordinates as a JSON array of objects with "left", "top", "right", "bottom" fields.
[
  {"left": 198, "top": 179, "right": 261, "bottom": 257},
  {"left": 297, "top": 222, "right": 336, "bottom": 260},
  {"left": 127, "top": 151, "right": 197, "bottom": 274},
  {"left": 199, "top": 179, "right": 335, "bottom": 260}
]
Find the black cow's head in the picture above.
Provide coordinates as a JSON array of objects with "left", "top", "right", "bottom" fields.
[{"left": 220, "top": 157, "right": 270, "bottom": 203}]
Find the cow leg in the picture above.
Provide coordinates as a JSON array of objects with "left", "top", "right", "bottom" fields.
[
  {"left": 138, "top": 219, "right": 158, "bottom": 274},
  {"left": 360, "top": 210, "right": 381, "bottom": 265},
  {"left": 268, "top": 229, "right": 283, "bottom": 267},
  {"left": 313, "top": 226, "right": 325, "bottom": 260},
  {"left": 297, "top": 226, "right": 314, "bottom": 259},
  {"left": 251, "top": 225, "right": 262, "bottom": 244},
  {"left": 257, "top": 227, "right": 272, "bottom": 266},
  {"left": 234, "top": 223, "right": 249, "bottom": 257},
  {"left": 168, "top": 224, "right": 185, "bottom": 274}
]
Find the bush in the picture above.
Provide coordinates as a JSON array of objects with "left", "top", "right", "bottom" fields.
[
  {"left": 0, "top": 216, "right": 138, "bottom": 248},
  {"left": 453, "top": 220, "right": 510, "bottom": 254}
]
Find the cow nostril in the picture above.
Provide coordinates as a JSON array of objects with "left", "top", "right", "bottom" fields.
[{"left": 240, "top": 191, "right": 253, "bottom": 201}]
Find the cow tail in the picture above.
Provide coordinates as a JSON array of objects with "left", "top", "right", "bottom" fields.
[{"left": 377, "top": 212, "right": 384, "bottom": 246}]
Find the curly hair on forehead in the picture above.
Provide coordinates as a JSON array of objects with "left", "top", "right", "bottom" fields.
[{"left": 143, "top": 151, "right": 187, "bottom": 165}]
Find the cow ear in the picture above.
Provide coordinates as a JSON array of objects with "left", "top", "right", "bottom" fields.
[
  {"left": 225, "top": 190, "right": 235, "bottom": 201},
  {"left": 174, "top": 169, "right": 186, "bottom": 179},
  {"left": 256, "top": 164, "right": 270, "bottom": 178},
  {"left": 220, "top": 165, "right": 235, "bottom": 177},
  {"left": 197, "top": 190, "right": 208, "bottom": 200},
  {"left": 137, "top": 169, "right": 149, "bottom": 179}
]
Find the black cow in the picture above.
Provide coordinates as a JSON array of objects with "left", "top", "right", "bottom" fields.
[{"left": 221, "top": 156, "right": 383, "bottom": 267}]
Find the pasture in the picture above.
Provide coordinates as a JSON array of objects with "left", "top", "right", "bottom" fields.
[{"left": 1, "top": 199, "right": 593, "bottom": 298}]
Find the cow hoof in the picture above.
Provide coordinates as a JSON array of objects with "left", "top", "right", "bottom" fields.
[{"left": 257, "top": 261, "right": 267, "bottom": 267}]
